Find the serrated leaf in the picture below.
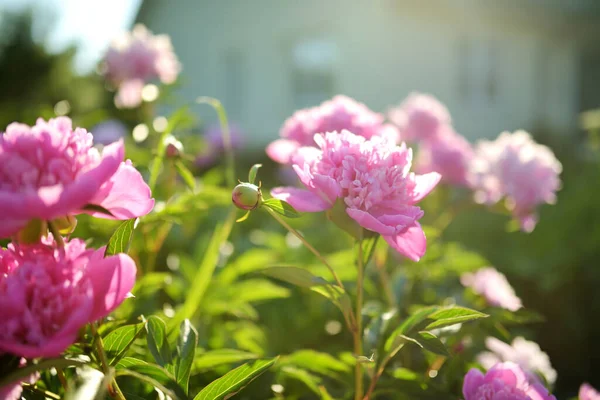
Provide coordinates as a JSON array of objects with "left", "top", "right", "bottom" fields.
[
  {"left": 105, "top": 218, "right": 138, "bottom": 257},
  {"left": 248, "top": 164, "right": 262, "bottom": 184},
  {"left": 146, "top": 316, "right": 171, "bottom": 366},
  {"left": 81, "top": 203, "right": 115, "bottom": 217},
  {"left": 0, "top": 359, "right": 85, "bottom": 388},
  {"left": 175, "top": 320, "right": 198, "bottom": 394},
  {"left": 194, "top": 349, "right": 259, "bottom": 372},
  {"left": 102, "top": 323, "right": 144, "bottom": 365},
  {"left": 193, "top": 358, "right": 277, "bottom": 400},
  {"left": 262, "top": 198, "right": 300, "bottom": 218},
  {"left": 175, "top": 160, "right": 196, "bottom": 192},
  {"left": 424, "top": 306, "right": 487, "bottom": 330},
  {"left": 415, "top": 331, "right": 450, "bottom": 356}
]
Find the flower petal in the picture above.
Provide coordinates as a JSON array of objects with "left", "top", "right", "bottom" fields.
[
  {"left": 462, "top": 368, "right": 485, "bottom": 399},
  {"left": 84, "top": 160, "right": 154, "bottom": 219},
  {"left": 266, "top": 139, "right": 300, "bottom": 164},
  {"left": 383, "top": 222, "right": 426, "bottom": 261},
  {"left": 409, "top": 172, "right": 441, "bottom": 204},
  {"left": 271, "top": 187, "right": 330, "bottom": 212},
  {"left": 346, "top": 208, "right": 395, "bottom": 235}
]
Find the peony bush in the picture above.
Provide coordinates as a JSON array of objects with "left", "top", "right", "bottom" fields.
[{"left": 0, "top": 23, "right": 590, "bottom": 400}]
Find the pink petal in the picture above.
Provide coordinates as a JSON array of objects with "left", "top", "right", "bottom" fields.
[
  {"left": 485, "top": 362, "right": 525, "bottom": 387},
  {"left": 0, "top": 219, "right": 28, "bottom": 237},
  {"left": 383, "top": 222, "right": 426, "bottom": 261},
  {"left": 312, "top": 174, "right": 341, "bottom": 205},
  {"left": 84, "top": 160, "right": 154, "bottom": 219},
  {"left": 266, "top": 139, "right": 300, "bottom": 164},
  {"left": 409, "top": 172, "right": 441, "bottom": 204},
  {"left": 346, "top": 208, "right": 395, "bottom": 235},
  {"left": 271, "top": 187, "right": 330, "bottom": 212},
  {"left": 462, "top": 368, "right": 485, "bottom": 399},
  {"left": 86, "top": 252, "right": 137, "bottom": 322}
]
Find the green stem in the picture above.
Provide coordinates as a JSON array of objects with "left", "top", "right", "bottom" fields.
[
  {"left": 47, "top": 221, "right": 65, "bottom": 248},
  {"left": 56, "top": 369, "right": 68, "bottom": 391},
  {"left": 196, "top": 96, "right": 235, "bottom": 188},
  {"left": 90, "top": 323, "right": 126, "bottom": 400},
  {"left": 354, "top": 231, "right": 365, "bottom": 400},
  {"left": 265, "top": 207, "right": 345, "bottom": 290}
]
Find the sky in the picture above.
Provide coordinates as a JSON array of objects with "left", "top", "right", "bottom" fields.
[{"left": 0, "top": 0, "right": 142, "bottom": 73}]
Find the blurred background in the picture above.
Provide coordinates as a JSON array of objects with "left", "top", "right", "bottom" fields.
[{"left": 1, "top": 0, "right": 600, "bottom": 397}]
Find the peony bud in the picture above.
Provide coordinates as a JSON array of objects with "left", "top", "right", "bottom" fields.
[
  {"left": 51, "top": 215, "right": 78, "bottom": 235},
  {"left": 164, "top": 135, "right": 184, "bottom": 158},
  {"left": 232, "top": 183, "right": 261, "bottom": 210}
]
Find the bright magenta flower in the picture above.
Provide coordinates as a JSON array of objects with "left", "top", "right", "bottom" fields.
[
  {"left": 0, "top": 359, "right": 39, "bottom": 400},
  {"left": 478, "top": 337, "right": 557, "bottom": 386},
  {"left": 0, "top": 237, "right": 136, "bottom": 358},
  {"left": 272, "top": 130, "right": 440, "bottom": 261},
  {"left": 461, "top": 267, "right": 523, "bottom": 312},
  {"left": 463, "top": 362, "right": 556, "bottom": 400},
  {"left": 0, "top": 117, "right": 154, "bottom": 238},
  {"left": 266, "top": 95, "right": 400, "bottom": 164},
  {"left": 469, "top": 131, "right": 562, "bottom": 232},
  {"left": 580, "top": 383, "right": 600, "bottom": 400},
  {"left": 415, "top": 126, "right": 474, "bottom": 186},
  {"left": 388, "top": 92, "right": 451, "bottom": 143},
  {"left": 104, "top": 24, "right": 180, "bottom": 108}
]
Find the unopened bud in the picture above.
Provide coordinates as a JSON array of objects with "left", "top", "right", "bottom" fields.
[
  {"left": 232, "top": 183, "right": 261, "bottom": 210},
  {"left": 51, "top": 215, "right": 78, "bottom": 235},
  {"left": 164, "top": 135, "right": 184, "bottom": 158}
]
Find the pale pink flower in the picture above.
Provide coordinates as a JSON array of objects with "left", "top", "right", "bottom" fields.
[
  {"left": 0, "top": 117, "right": 154, "bottom": 238},
  {"left": 271, "top": 130, "right": 440, "bottom": 261},
  {"left": 478, "top": 337, "right": 557, "bottom": 386},
  {"left": 415, "top": 126, "right": 474, "bottom": 186},
  {"left": 469, "top": 131, "right": 562, "bottom": 232},
  {"left": 580, "top": 383, "right": 600, "bottom": 400},
  {"left": 266, "top": 95, "right": 400, "bottom": 164},
  {"left": 463, "top": 362, "right": 556, "bottom": 400},
  {"left": 0, "top": 359, "right": 39, "bottom": 400},
  {"left": 388, "top": 92, "right": 452, "bottom": 143},
  {"left": 461, "top": 267, "right": 523, "bottom": 311},
  {"left": 104, "top": 24, "right": 180, "bottom": 108},
  {"left": 0, "top": 237, "right": 136, "bottom": 358}
]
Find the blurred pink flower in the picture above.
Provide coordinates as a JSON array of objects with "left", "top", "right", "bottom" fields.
[
  {"left": 468, "top": 130, "right": 562, "bottom": 232},
  {"left": 0, "top": 237, "right": 136, "bottom": 358},
  {"left": 91, "top": 119, "right": 129, "bottom": 145},
  {"left": 477, "top": 337, "right": 557, "bottom": 386},
  {"left": 415, "top": 126, "right": 474, "bottom": 186},
  {"left": 0, "top": 117, "right": 154, "bottom": 238},
  {"left": 104, "top": 24, "right": 180, "bottom": 108},
  {"left": 388, "top": 92, "right": 452, "bottom": 143},
  {"left": 0, "top": 359, "right": 39, "bottom": 400},
  {"left": 461, "top": 267, "right": 523, "bottom": 311},
  {"left": 463, "top": 362, "right": 556, "bottom": 400},
  {"left": 271, "top": 130, "right": 440, "bottom": 261},
  {"left": 580, "top": 383, "right": 600, "bottom": 400},
  {"left": 266, "top": 95, "right": 400, "bottom": 164}
]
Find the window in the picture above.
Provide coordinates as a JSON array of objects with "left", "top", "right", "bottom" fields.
[{"left": 291, "top": 38, "right": 337, "bottom": 109}]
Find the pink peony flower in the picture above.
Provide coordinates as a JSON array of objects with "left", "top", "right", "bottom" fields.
[
  {"left": 415, "top": 126, "right": 474, "bottom": 186},
  {"left": 461, "top": 267, "right": 523, "bottom": 311},
  {"left": 104, "top": 24, "right": 180, "bottom": 108},
  {"left": 388, "top": 92, "right": 452, "bottom": 143},
  {"left": 477, "top": 337, "right": 557, "bottom": 386},
  {"left": 0, "top": 117, "right": 154, "bottom": 238},
  {"left": 271, "top": 130, "right": 440, "bottom": 261},
  {"left": 468, "top": 130, "right": 562, "bottom": 232},
  {"left": 0, "top": 237, "right": 136, "bottom": 358},
  {"left": 463, "top": 362, "right": 556, "bottom": 400},
  {"left": 580, "top": 383, "right": 600, "bottom": 400},
  {"left": 266, "top": 95, "right": 400, "bottom": 164},
  {"left": 0, "top": 359, "right": 40, "bottom": 400}
]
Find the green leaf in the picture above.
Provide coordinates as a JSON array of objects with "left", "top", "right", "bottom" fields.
[
  {"left": 104, "top": 218, "right": 138, "bottom": 257},
  {"left": 261, "top": 266, "right": 353, "bottom": 326},
  {"left": 168, "top": 208, "right": 236, "bottom": 335},
  {"left": 392, "top": 368, "right": 420, "bottom": 381},
  {"left": 194, "top": 349, "right": 259, "bottom": 371},
  {"left": 415, "top": 331, "right": 450, "bottom": 356},
  {"left": 81, "top": 203, "right": 115, "bottom": 217},
  {"left": 384, "top": 306, "right": 438, "bottom": 352},
  {"left": 102, "top": 323, "right": 144, "bottom": 365},
  {"left": 236, "top": 211, "right": 250, "bottom": 223},
  {"left": 64, "top": 366, "right": 110, "bottom": 400},
  {"left": 175, "top": 160, "right": 196, "bottom": 192},
  {"left": 146, "top": 316, "right": 171, "bottom": 366},
  {"left": 115, "top": 358, "right": 184, "bottom": 399},
  {"left": 281, "top": 350, "right": 350, "bottom": 379},
  {"left": 175, "top": 320, "right": 198, "bottom": 394},
  {"left": 248, "top": 164, "right": 262, "bottom": 184},
  {"left": 193, "top": 358, "right": 277, "bottom": 400},
  {"left": 424, "top": 306, "right": 488, "bottom": 330},
  {"left": 280, "top": 366, "right": 322, "bottom": 395},
  {"left": 262, "top": 198, "right": 300, "bottom": 218},
  {"left": 0, "top": 358, "right": 85, "bottom": 388}
]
